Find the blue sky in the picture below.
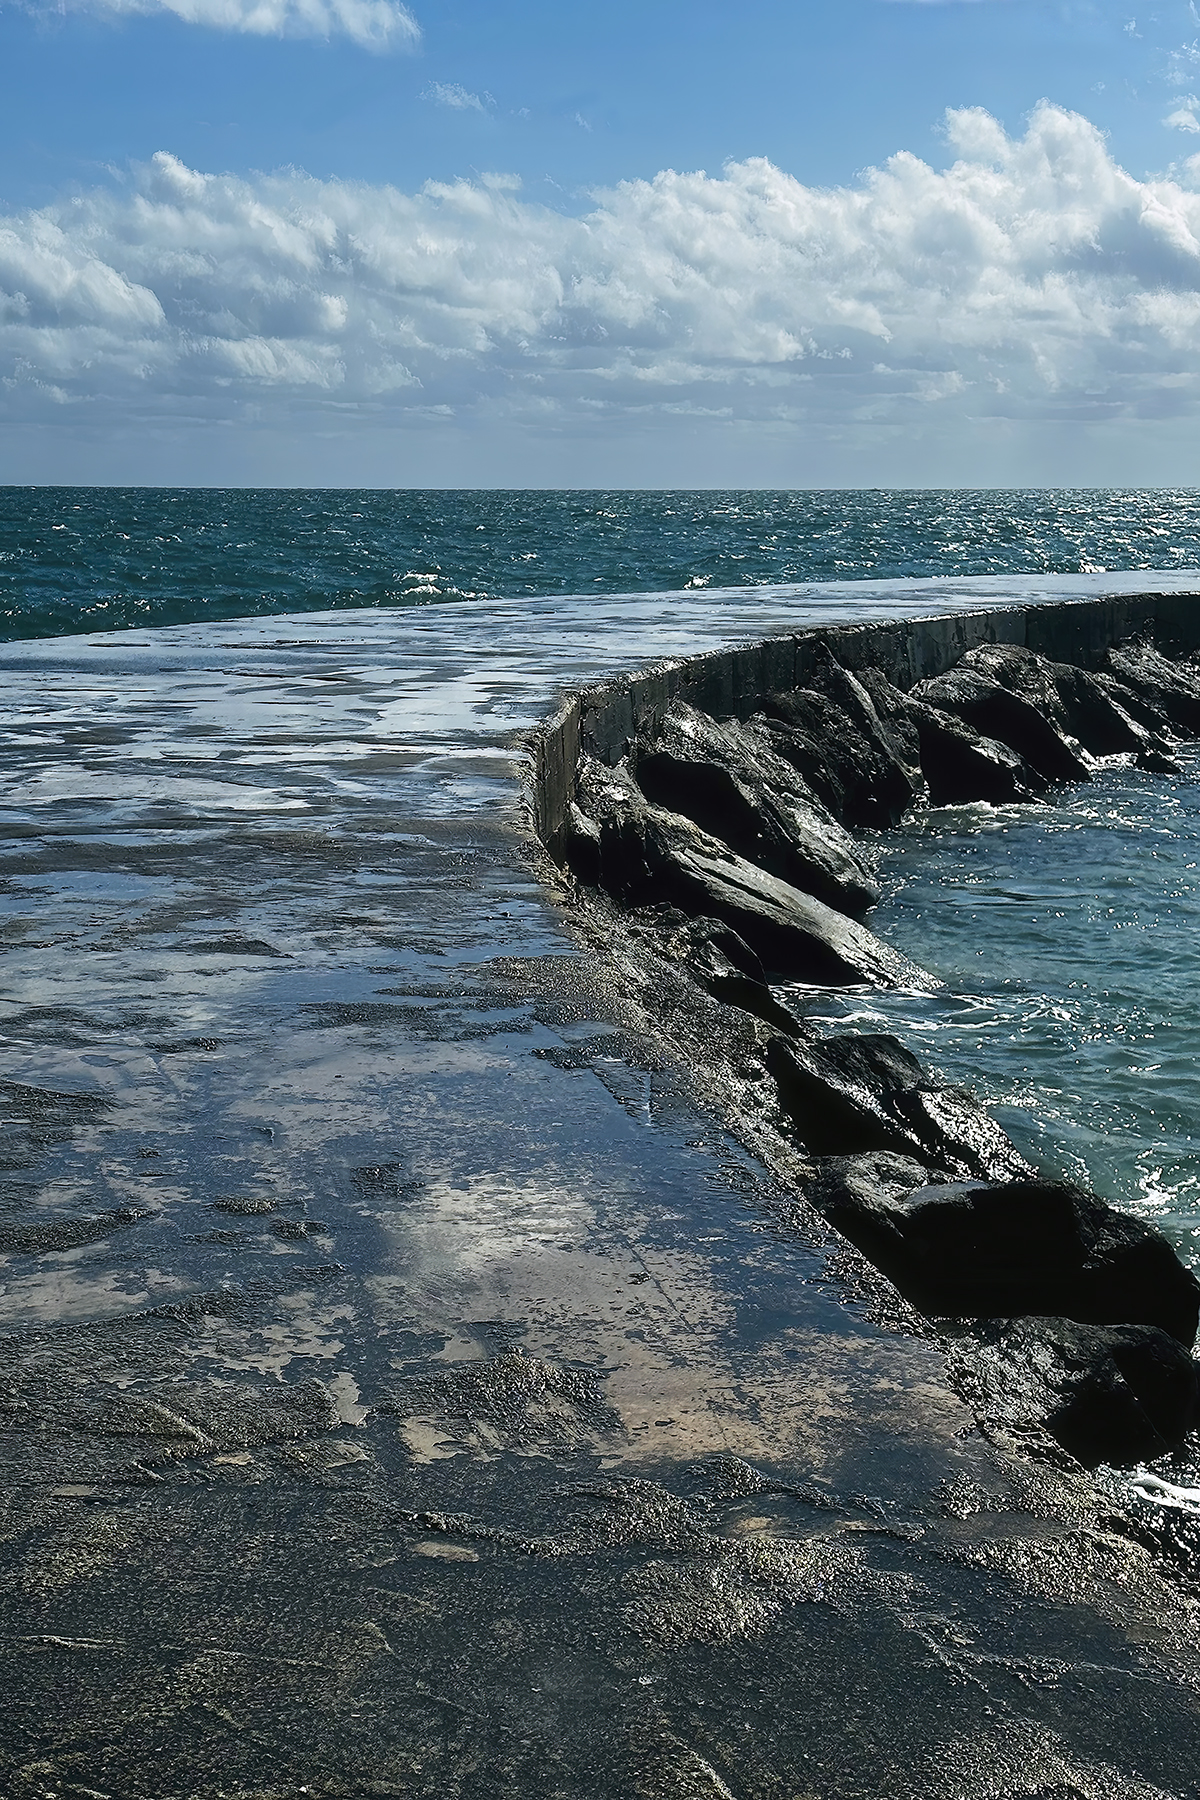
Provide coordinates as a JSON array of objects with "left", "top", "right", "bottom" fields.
[{"left": 5, "top": 0, "right": 1200, "bottom": 485}]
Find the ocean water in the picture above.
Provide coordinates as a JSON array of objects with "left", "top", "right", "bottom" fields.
[
  {"left": 805, "top": 757, "right": 1200, "bottom": 1271},
  {"left": 7, "top": 484, "right": 1200, "bottom": 640}
]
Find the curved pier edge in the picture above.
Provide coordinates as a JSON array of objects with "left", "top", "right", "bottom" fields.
[
  {"left": 526, "top": 587, "right": 1200, "bottom": 1474},
  {"left": 532, "top": 588, "right": 1200, "bottom": 850}
]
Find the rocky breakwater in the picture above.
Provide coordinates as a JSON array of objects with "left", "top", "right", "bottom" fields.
[{"left": 536, "top": 608, "right": 1200, "bottom": 1474}]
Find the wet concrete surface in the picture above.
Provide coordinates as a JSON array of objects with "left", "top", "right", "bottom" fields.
[{"left": 3, "top": 579, "right": 1200, "bottom": 1798}]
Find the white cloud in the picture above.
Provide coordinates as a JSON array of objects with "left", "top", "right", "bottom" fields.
[
  {"left": 1165, "top": 99, "right": 1200, "bottom": 132},
  {"left": 50, "top": 0, "right": 420, "bottom": 52},
  {"left": 6, "top": 105, "right": 1200, "bottom": 444},
  {"left": 423, "top": 82, "right": 488, "bottom": 111}
]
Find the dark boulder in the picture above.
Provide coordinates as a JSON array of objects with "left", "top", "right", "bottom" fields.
[
  {"left": 657, "top": 910, "right": 767, "bottom": 983},
  {"left": 960, "top": 642, "right": 1179, "bottom": 773},
  {"left": 911, "top": 664, "right": 1092, "bottom": 788},
  {"left": 813, "top": 647, "right": 924, "bottom": 786},
  {"left": 855, "top": 668, "right": 1045, "bottom": 807},
  {"left": 951, "top": 1315, "right": 1199, "bottom": 1468},
  {"left": 806, "top": 1156, "right": 1200, "bottom": 1345},
  {"left": 1105, "top": 640, "right": 1200, "bottom": 737},
  {"left": 1093, "top": 666, "right": 1178, "bottom": 739},
  {"left": 649, "top": 910, "right": 802, "bottom": 1035},
  {"left": 570, "top": 757, "right": 932, "bottom": 987},
  {"left": 805, "top": 642, "right": 924, "bottom": 811},
  {"left": 758, "top": 666, "right": 916, "bottom": 829},
  {"left": 632, "top": 703, "right": 880, "bottom": 916},
  {"left": 659, "top": 833, "right": 930, "bottom": 987},
  {"left": 768, "top": 1039, "right": 1027, "bottom": 1181}
]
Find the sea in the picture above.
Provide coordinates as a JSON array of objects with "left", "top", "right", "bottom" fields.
[{"left": 3, "top": 485, "right": 1200, "bottom": 1505}]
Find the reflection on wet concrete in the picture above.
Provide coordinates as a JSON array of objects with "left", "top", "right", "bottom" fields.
[{"left": 3, "top": 579, "right": 1200, "bottom": 1797}]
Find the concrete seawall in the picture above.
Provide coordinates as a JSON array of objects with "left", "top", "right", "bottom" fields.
[{"left": 530, "top": 589, "right": 1200, "bottom": 852}]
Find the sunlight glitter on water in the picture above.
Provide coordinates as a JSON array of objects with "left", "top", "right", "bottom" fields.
[{"left": 799, "top": 750, "right": 1200, "bottom": 1265}]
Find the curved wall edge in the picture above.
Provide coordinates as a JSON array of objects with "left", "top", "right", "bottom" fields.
[{"left": 528, "top": 589, "right": 1200, "bottom": 853}]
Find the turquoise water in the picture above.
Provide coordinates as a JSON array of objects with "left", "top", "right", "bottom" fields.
[
  {"left": 805, "top": 756, "right": 1200, "bottom": 1269},
  {"left": 6, "top": 485, "right": 1200, "bottom": 639}
]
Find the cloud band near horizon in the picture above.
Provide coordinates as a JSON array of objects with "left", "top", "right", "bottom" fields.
[{"left": 4, "top": 104, "right": 1200, "bottom": 450}]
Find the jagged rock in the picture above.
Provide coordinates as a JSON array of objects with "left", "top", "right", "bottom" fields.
[
  {"left": 570, "top": 758, "right": 931, "bottom": 986},
  {"left": 856, "top": 668, "right": 1045, "bottom": 806},
  {"left": 662, "top": 836, "right": 929, "bottom": 987},
  {"left": 1094, "top": 666, "right": 1178, "bottom": 738},
  {"left": 912, "top": 663, "right": 1092, "bottom": 787},
  {"left": 950, "top": 1316, "right": 1199, "bottom": 1468},
  {"left": 768, "top": 1039, "right": 1027, "bottom": 1181},
  {"left": 1105, "top": 640, "right": 1200, "bottom": 737},
  {"left": 804, "top": 642, "right": 925, "bottom": 811},
  {"left": 648, "top": 909, "right": 802, "bottom": 1033},
  {"left": 758, "top": 666, "right": 916, "bottom": 828},
  {"left": 806, "top": 1156, "right": 1200, "bottom": 1345},
  {"left": 961, "top": 642, "right": 1179, "bottom": 771},
  {"left": 846, "top": 666, "right": 924, "bottom": 785},
  {"left": 652, "top": 910, "right": 767, "bottom": 982},
  {"left": 767, "top": 1042, "right": 1021, "bottom": 1178},
  {"left": 632, "top": 702, "right": 880, "bottom": 916}
]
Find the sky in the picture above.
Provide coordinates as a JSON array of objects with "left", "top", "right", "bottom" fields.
[{"left": 5, "top": 0, "right": 1200, "bottom": 486}]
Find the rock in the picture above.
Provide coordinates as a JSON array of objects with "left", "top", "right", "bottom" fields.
[
  {"left": 570, "top": 757, "right": 931, "bottom": 987},
  {"left": 649, "top": 909, "right": 802, "bottom": 1034},
  {"left": 855, "top": 668, "right": 1045, "bottom": 807},
  {"left": 659, "top": 833, "right": 931, "bottom": 986},
  {"left": 806, "top": 1157, "right": 1200, "bottom": 1345},
  {"left": 758, "top": 664, "right": 917, "bottom": 828},
  {"left": 561, "top": 800, "right": 602, "bottom": 885},
  {"left": 632, "top": 702, "right": 880, "bottom": 916},
  {"left": 804, "top": 642, "right": 924, "bottom": 815},
  {"left": 655, "top": 910, "right": 767, "bottom": 983},
  {"left": 769, "top": 1043, "right": 1028, "bottom": 1180},
  {"left": 912, "top": 663, "right": 1092, "bottom": 787},
  {"left": 958, "top": 642, "right": 1177, "bottom": 772},
  {"left": 951, "top": 1316, "right": 1199, "bottom": 1468},
  {"left": 850, "top": 667, "right": 925, "bottom": 785},
  {"left": 1105, "top": 640, "right": 1200, "bottom": 738}
]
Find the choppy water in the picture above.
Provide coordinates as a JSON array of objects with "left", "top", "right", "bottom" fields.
[
  {"left": 6, "top": 485, "right": 1200, "bottom": 639},
  {"left": 809, "top": 754, "right": 1200, "bottom": 1270}
]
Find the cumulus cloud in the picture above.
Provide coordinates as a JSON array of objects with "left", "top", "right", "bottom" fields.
[
  {"left": 50, "top": 0, "right": 420, "bottom": 52},
  {"left": 5, "top": 105, "right": 1200, "bottom": 439}
]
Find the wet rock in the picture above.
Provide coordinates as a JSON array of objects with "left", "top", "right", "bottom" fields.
[
  {"left": 644, "top": 908, "right": 802, "bottom": 1034},
  {"left": 912, "top": 663, "right": 1092, "bottom": 788},
  {"left": 654, "top": 909, "right": 767, "bottom": 983},
  {"left": 662, "top": 836, "right": 929, "bottom": 987},
  {"left": 570, "top": 758, "right": 930, "bottom": 986},
  {"left": 807, "top": 1157, "right": 1200, "bottom": 1345},
  {"left": 758, "top": 662, "right": 917, "bottom": 828},
  {"left": 561, "top": 799, "right": 602, "bottom": 886},
  {"left": 804, "top": 641, "right": 924, "bottom": 816},
  {"left": 632, "top": 701, "right": 880, "bottom": 915},
  {"left": 769, "top": 1039, "right": 1027, "bottom": 1180},
  {"left": 848, "top": 667, "right": 923, "bottom": 784},
  {"left": 1105, "top": 639, "right": 1200, "bottom": 737},
  {"left": 856, "top": 668, "right": 1045, "bottom": 807},
  {"left": 951, "top": 1315, "right": 1199, "bottom": 1468},
  {"left": 961, "top": 642, "right": 1179, "bottom": 772}
]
